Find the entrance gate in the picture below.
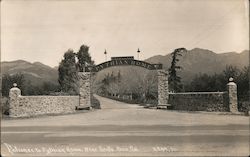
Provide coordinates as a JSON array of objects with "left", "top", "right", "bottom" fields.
[{"left": 78, "top": 56, "right": 169, "bottom": 109}]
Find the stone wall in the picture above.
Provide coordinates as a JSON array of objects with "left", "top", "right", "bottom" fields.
[
  {"left": 78, "top": 72, "right": 91, "bottom": 109},
  {"left": 8, "top": 72, "right": 94, "bottom": 117},
  {"left": 169, "top": 92, "right": 229, "bottom": 112},
  {"left": 227, "top": 78, "right": 238, "bottom": 113},
  {"left": 157, "top": 69, "right": 169, "bottom": 106},
  {"left": 9, "top": 95, "right": 79, "bottom": 117},
  {"left": 9, "top": 86, "right": 79, "bottom": 117}
]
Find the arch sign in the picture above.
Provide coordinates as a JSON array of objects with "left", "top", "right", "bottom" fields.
[{"left": 85, "top": 56, "right": 163, "bottom": 72}]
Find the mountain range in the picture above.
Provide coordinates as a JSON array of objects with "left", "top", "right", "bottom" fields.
[
  {"left": 146, "top": 48, "right": 249, "bottom": 82},
  {"left": 1, "top": 60, "right": 58, "bottom": 86},
  {"left": 1, "top": 48, "right": 249, "bottom": 86}
]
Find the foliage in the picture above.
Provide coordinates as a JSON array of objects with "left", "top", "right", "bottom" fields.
[
  {"left": 1, "top": 97, "right": 9, "bottom": 115},
  {"left": 185, "top": 65, "right": 249, "bottom": 101},
  {"left": 58, "top": 44, "right": 94, "bottom": 94},
  {"left": 186, "top": 73, "right": 225, "bottom": 92},
  {"left": 98, "top": 71, "right": 121, "bottom": 96},
  {"left": 1, "top": 73, "right": 25, "bottom": 96},
  {"left": 237, "top": 66, "right": 250, "bottom": 100},
  {"left": 23, "top": 82, "right": 60, "bottom": 96},
  {"left": 91, "top": 96, "right": 101, "bottom": 109},
  {"left": 1, "top": 72, "right": 60, "bottom": 96},
  {"left": 77, "top": 44, "right": 94, "bottom": 72},
  {"left": 223, "top": 65, "right": 240, "bottom": 80},
  {"left": 58, "top": 49, "right": 78, "bottom": 94},
  {"left": 96, "top": 69, "right": 157, "bottom": 104},
  {"left": 168, "top": 48, "right": 187, "bottom": 92},
  {"left": 132, "top": 70, "right": 158, "bottom": 103}
]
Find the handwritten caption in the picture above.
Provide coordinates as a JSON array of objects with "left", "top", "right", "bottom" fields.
[{"left": 3, "top": 143, "right": 177, "bottom": 155}]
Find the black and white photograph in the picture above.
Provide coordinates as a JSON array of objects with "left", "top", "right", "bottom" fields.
[{"left": 1, "top": 0, "right": 249, "bottom": 156}]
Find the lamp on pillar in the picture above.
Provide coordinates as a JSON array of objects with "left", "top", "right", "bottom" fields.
[
  {"left": 137, "top": 48, "right": 140, "bottom": 60},
  {"left": 104, "top": 49, "right": 107, "bottom": 62},
  {"left": 13, "top": 83, "right": 17, "bottom": 87}
]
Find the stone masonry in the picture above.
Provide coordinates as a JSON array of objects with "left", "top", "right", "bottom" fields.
[
  {"left": 227, "top": 77, "right": 238, "bottom": 113},
  {"left": 9, "top": 84, "right": 79, "bottom": 117},
  {"left": 9, "top": 83, "right": 21, "bottom": 116},
  {"left": 169, "top": 92, "right": 229, "bottom": 112},
  {"left": 157, "top": 69, "right": 169, "bottom": 107},
  {"left": 168, "top": 78, "right": 239, "bottom": 113},
  {"left": 78, "top": 72, "right": 92, "bottom": 109}
]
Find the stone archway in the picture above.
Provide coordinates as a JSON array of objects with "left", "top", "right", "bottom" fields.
[{"left": 77, "top": 56, "right": 169, "bottom": 109}]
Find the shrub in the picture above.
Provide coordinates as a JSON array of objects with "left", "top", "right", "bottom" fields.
[
  {"left": 1, "top": 97, "right": 9, "bottom": 115},
  {"left": 91, "top": 96, "right": 101, "bottom": 109},
  {"left": 238, "top": 101, "right": 250, "bottom": 114}
]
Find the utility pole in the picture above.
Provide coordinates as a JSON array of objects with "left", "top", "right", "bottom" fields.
[{"left": 137, "top": 48, "right": 140, "bottom": 60}]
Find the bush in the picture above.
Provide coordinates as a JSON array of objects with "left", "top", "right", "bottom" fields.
[
  {"left": 23, "top": 82, "right": 60, "bottom": 96},
  {"left": 145, "top": 99, "right": 157, "bottom": 105},
  {"left": 238, "top": 101, "right": 250, "bottom": 114},
  {"left": 91, "top": 96, "right": 101, "bottom": 109},
  {"left": 1, "top": 97, "right": 9, "bottom": 115},
  {"left": 2, "top": 73, "right": 25, "bottom": 97}
]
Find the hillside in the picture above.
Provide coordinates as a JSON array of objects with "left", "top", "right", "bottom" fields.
[
  {"left": 1, "top": 60, "right": 58, "bottom": 86},
  {"left": 145, "top": 48, "right": 249, "bottom": 82}
]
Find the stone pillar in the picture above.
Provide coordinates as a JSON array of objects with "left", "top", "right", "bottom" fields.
[
  {"left": 78, "top": 72, "right": 91, "bottom": 109},
  {"left": 157, "top": 69, "right": 169, "bottom": 108},
  {"left": 227, "top": 77, "right": 238, "bottom": 113},
  {"left": 9, "top": 83, "right": 21, "bottom": 117}
]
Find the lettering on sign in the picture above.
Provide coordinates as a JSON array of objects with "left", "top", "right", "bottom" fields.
[{"left": 85, "top": 59, "right": 162, "bottom": 72}]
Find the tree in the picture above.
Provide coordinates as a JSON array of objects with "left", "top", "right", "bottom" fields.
[
  {"left": 168, "top": 48, "right": 187, "bottom": 92},
  {"left": 117, "top": 70, "right": 121, "bottom": 83},
  {"left": 237, "top": 66, "right": 249, "bottom": 100},
  {"left": 40, "top": 82, "right": 60, "bottom": 95},
  {"left": 96, "top": 73, "right": 110, "bottom": 95},
  {"left": 77, "top": 44, "right": 94, "bottom": 72},
  {"left": 185, "top": 65, "right": 249, "bottom": 99},
  {"left": 187, "top": 73, "right": 225, "bottom": 92},
  {"left": 223, "top": 65, "right": 240, "bottom": 81},
  {"left": 23, "top": 84, "right": 43, "bottom": 96},
  {"left": 58, "top": 44, "right": 95, "bottom": 94},
  {"left": 58, "top": 49, "right": 78, "bottom": 94},
  {"left": 1, "top": 73, "right": 25, "bottom": 96}
]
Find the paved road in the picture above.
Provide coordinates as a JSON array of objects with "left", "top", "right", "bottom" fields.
[{"left": 1, "top": 95, "right": 249, "bottom": 156}]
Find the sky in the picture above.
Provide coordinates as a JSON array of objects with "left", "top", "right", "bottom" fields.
[{"left": 1, "top": 0, "right": 249, "bottom": 67}]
